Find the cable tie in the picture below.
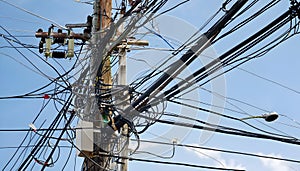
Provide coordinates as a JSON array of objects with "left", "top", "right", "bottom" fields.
[{"left": 43, "top": 94, "right": 50, "bottom": 99}]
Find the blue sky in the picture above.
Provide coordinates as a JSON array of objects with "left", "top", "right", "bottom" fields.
[{"left": 1, "top": 0, "right": 300, "bottom": 171}]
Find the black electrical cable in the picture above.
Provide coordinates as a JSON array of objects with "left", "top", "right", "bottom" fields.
[
  {"left": 18, "top": 95, "right": 72, "bottom": 170},
  {"left": 172, "top": 0, "right": 259, "bottom": 57},
  {"left": 41, "top": 109, "right": 75, "bottom": 170},
  {"left": 162, "top": 103, "right": 294, "bottom": 139},
  {"left": 0, "top": 26, "right": 50, "bottom": 79},
  {"left": 0, "top": 45, "right": 37, "bottom": 49},
  {"left": 154, "top": 0, "right": 190, "bottom": 19},
  {"left": 99, "top": 153, "right": 245, "bottom": 171},
  {"left": 4, "top": 1, "right": 298, "bottom": 170},
  {"left": 128, "top": 2, "right": 282, "bottom": 99},
  {"left": 173, "top": 17, "right": 294, "bottom": 102},
  {"left": 7, "top": 120, "right": 47, "bottom": 170},
  {"left": 127, "top": 158, "right": 241, "bottom": 171},
  {"left": 65, "top": 137, "right": 108, "bottom": 170},
  {"left": 1, "top": 4, "right": 83, "bottom": 170},
  {"left": 173, "top": 97, "right": 250, "bottom": 116},
  {"left": 135, "top": 113, "right": 300, "bottom": 145},
  {"left": 27, "top": 118, "right": 64, "bottom": 170},
  {"left": 0, "top": 26, "right": 72, "bottom": 87},
  {"left": 61, "top": 128, "right": 77, "bottom": 170},
  {"left": 199, "top": 85, "right": 294, "bottom": 138},
  {"left": 0, "top": 33, "right": 38, "bottom": 48},
  {"left": 202, "top": 18, "right": 291, "bottom": 85},
  {"left": 225, "top": 0, "right": 260, "bottom": 27},
  {"left": 123, "top": 2, "right": 210, "bottom": 92},
  {"left": 134, "top": 139, "right": 300, "bottom": 164},
  {"left": 201, "top": 16, "right": 291, "bottom": 77},
  {"left": 195, "top": 33, "right": 289, "bottom": 93},
  {"left": 50, "top": 141, "right": 61, "bottom": 165},
  {"left": 158, "top": 8, "right": 292, "bottom": 103},
  {"left": 93, "top": 0, "right": 163, "bottom": 80},
  {"left": 0, "top": 145, "right": 74, "bottom": 150},
  {"left": 0, "top": 53, "right": 76, "bottom": 112},
  {"left": 2, "top": 130, "right": 31, "bottom": 170},
  {"left": 0, "top": 76, "right": 70, "bottom": 100},
  {"left": 127, "top": 0, "right": 249, "bottom": 116},
  {"left": 135, "top": 142, "right": 176, "bottom": 159},
  {"left": 30, "top": 104, "right": 72, "bottom": 170},
  {"left": 129, "top": 3, "right": 222, "bottom": 91},
  {"left": 156, "top": 118, "right": 300, "bottom": 145},
  {"left": 214, "top": 0, "right": 281, "bottom": 43}
]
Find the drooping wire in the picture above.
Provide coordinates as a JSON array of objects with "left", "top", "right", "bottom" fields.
[
  {"left": 0, "top": 0, "right": 67, "bottom": 29},
  {"left": 100, "top": 153, "right": 245, "bottom": 171},
  {"left": 133, "top": 139, "right": 300, "bottom": 164},
  {"left": 141, "top": 116, "right": 300, "bottom": 146},
  {"left": 214, "top": 0, "right": 282, "bottom": 43}
]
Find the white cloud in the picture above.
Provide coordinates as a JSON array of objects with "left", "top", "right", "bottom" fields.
[
  {"left": 258, "top": 153, "right": 294, "bottom": 171},
  {"left": 185, "top": 144, "right": 246, "bottom": 170},
  {"left": 186, "top": 148, "right": 297, "bottom": 171},
  {"left": 219, "top": 158, "right": 246, "bottom": 170},
  {"left": 191, "top": 148, "right": 221, "bottom": 160}
]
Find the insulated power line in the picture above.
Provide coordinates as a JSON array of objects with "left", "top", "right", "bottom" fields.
[
  {"left": 0, "top": 145, "right": 74, "bottom": 150},
  {"left": 2, "top": 1, "right": 300, "bottom": 170},
  {"left": 99, "top": 153, "right": 245, "bottom": 171},
  {"left": 136, "top": 114, "right": 300, "bottom": 145},
  {"left": 158, "top": 7, "right": 293, "bottom": 103},
  {"left": 0, "top": 0, "right": 67, "bottom": 29},
  {"left": 133, "top": 139, "right": 300, "bottom": 164}
]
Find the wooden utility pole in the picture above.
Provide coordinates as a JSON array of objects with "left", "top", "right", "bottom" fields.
[
  {"left": 94, "top": 0, "right": 112, "bottom": 169},
  {"left": 81, "top": 1, "right": 148, "bottom": 170},
  {"left": 98, "top": 1, "right": 112, "bottom": 84},
  {"left": 82, "top": 0, "right": 112, "bottom": 170},
  {"left": 94, "top": 0, "right": 112, "bottom": 84},
  {"left": 97, "top": 0, "right": 113, "bottom": 170}
]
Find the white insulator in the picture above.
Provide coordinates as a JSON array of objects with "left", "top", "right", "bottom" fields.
[
  {"left": 45, "top": 38, "right": 52, "bottom": 57},
  {"left": 67, "top": 38, "right": 74, "bottom": 57}
]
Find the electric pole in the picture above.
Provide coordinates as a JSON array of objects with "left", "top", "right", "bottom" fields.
[
  {"left": 117, "top": 7, "right": 128, "bottom": 170},
  {"left": 82, "top": 0, "right": 113, "bottom": 170},
  {"left": 78, "top": 1, "right": 149, "bottom": 170},
  {"left": 5, "top": 0, "right": 300, "bottom": 170},
  {"left": 117, "top": 43, "right": 128, "bottom": 171},
  {"left": 116, "top": 39, "right": 149, "bottom": 171}
]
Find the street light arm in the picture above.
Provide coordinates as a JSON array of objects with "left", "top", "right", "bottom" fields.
[{"left": 240, "top": 112, "right": 279, "bottom": 122}]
